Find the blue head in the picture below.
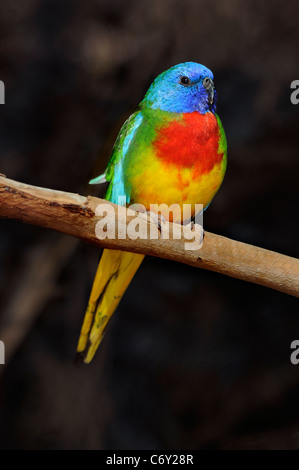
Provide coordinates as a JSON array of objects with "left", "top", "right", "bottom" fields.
[{"left": 141, "top": 62, "right": 216, "bottom": 114}]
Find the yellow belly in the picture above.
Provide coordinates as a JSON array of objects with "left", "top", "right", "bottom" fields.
[{"left": 129, "top": 147, "right": 226, "bottom": 223}]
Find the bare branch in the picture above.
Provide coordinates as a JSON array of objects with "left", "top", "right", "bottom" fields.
[{"left": 0, "top": 175, "right": 299, "bottom": 297}]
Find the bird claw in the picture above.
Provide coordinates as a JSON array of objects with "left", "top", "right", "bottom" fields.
[
  {"left": 132, "top": 205, "right": 166, "bottom": 239},
  {"left": 190, "top": 220, "right": 205, "bottom": 241},
  {"left": 145, "top": 211, "right": 166, "bottom": 238},
  {"left": 184, "top": 221, "right": 204, "bottom": 250}
]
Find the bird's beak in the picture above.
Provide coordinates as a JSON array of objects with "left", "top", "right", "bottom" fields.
[{"left": 207, "top": 82, "right": 214, "bottom": 105}]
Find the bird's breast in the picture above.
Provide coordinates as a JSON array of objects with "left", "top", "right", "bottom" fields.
[
  {"left": 152, "top": 111, "right": 223, "bottom": 173},
  {"left": 126, "top": 111, "right": 226, "bottom": 221}
]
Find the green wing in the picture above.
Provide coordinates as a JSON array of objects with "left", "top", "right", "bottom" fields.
[
  {"left": 215, "top": 113, "right": 227, "bottom": 161},
  {"left": 90, "top": 111, "right": 143, "bottom": 205}
]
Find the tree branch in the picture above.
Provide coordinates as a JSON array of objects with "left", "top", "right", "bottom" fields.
[{"left": 0, "top": 175, "right": 298, "bottom": 297}]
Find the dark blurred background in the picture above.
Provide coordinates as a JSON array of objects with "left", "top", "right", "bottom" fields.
[{"left": 0, "top": 0, "right": 298, "bottom": 450}]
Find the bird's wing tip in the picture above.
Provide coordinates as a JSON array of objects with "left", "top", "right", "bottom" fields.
[{"left": 89, "top": 174, "right": 107, "bottom": 185}]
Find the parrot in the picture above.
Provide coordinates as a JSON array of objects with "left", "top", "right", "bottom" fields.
[{"left": 77, "top": 62, "right": 227, "bottom": 363}]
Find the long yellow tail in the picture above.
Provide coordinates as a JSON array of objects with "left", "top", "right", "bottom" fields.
[{"left": 77, "top": 249, "right": 144, "bottom": 363}]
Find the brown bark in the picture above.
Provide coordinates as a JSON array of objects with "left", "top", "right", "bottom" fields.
[{"left": 1, "top": 175, "right": 298, "bottom": 297}]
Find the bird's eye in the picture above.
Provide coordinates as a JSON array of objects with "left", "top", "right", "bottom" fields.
[
  {"left": 203, "top": 77, "right": 212, "bottom": 88},
  {"left": 180, "top": 76, "right": 191, "bottom": 86}
]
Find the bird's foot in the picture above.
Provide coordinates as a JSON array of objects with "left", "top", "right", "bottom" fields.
[
  {"left": 183, "top": 221, "right": 204, "bottom": 250},
  {"left": 145, "top": 211, "right": 166, "bottom": 238},
  {"left": 130, "top": 204, "right": 166, "bottom": 238}
]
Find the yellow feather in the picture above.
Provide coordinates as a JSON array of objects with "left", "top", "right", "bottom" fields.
[
  {"left": 129, "top": 147, "right": 226, "bottom": 220},
  {"left": 77, "top": 249, "right": 144, "bottom": 363}
]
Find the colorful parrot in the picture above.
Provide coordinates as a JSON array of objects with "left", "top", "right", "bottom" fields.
[{"left": 77, "top": 62, "right": 227, "bottom": 363}]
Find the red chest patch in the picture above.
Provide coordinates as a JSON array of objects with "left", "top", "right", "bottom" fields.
[{"left": 153, "top": 112, "right": 223, "bottom": 175}]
